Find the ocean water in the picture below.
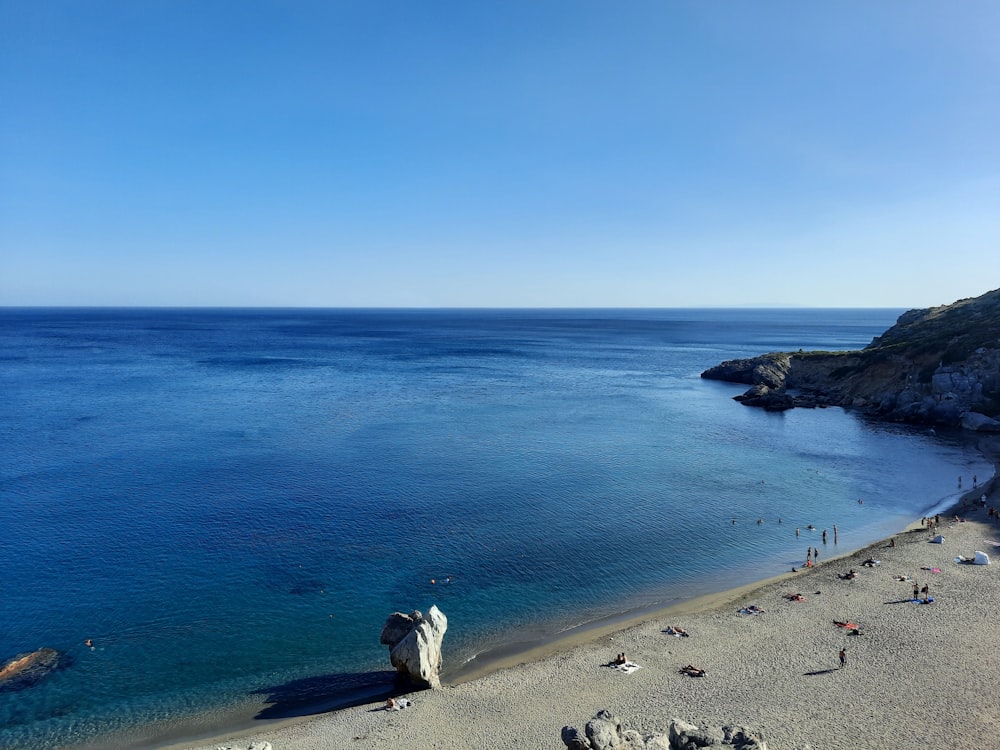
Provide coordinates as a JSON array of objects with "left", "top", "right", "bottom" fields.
[{"left": 0, "top": 308, "right": 990, "bottom": 749}]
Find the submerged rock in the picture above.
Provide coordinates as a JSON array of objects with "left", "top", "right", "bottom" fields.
[
  {"left": 379, "top": 605, "right": 447, "bottom": 688},
  {"left": 0, "top": 647, "right": 64, "bottom": 691}
]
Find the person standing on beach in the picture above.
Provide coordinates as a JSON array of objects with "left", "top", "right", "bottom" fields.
[
  {"left": 913, "top": 583, "right": 919, "bottom": 600},
  {"left": 839, "top": 648, "right": 847, "bottom": 668}
]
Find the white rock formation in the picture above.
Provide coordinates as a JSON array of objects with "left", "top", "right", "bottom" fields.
[{"left": 379, "top": 605, "right": 447, "bottom": 688}]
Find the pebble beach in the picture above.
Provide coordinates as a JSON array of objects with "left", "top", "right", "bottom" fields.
[{"left": 175, "top": 448, "right": 1000, "bottom": 750}]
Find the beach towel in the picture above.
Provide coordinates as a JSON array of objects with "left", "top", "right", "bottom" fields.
[
  {"left": 614, "top": 662, "right": 642, "bottom": 674},
  {"left": 910, "top": 597, "right": 935, "bottom": 604},
  {"left": 834, "top": 621, "right": 860, "bottom": 630}
]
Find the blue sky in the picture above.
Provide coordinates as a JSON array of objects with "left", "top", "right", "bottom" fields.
[{"left": 2, "top": 1, "right": 998, "bottom": 308}]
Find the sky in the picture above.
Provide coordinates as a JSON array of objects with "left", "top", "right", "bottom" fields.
[{"left": 2, "top": 1, "right": 998, "bottom": 308}]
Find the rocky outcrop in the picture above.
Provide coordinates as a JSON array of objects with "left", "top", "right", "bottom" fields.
[
  {"left": 561, "top": 710, "right": 795, "bottom": 750},
  {"left": 702, "top": 288, "right": 1000, "bottom": 428},
  {"left": 379, "top": 605, "right": 447, "bottom": 688},
  {"left": 0, "top": 648, "right": 64, "bottom": 691}
]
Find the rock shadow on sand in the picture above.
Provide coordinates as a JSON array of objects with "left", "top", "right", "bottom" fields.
[{"left": 251, "top": 670, "right": 422, "bottom": 720}]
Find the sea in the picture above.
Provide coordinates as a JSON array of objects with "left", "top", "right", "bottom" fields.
[{"left": 0, "top": 308, "right": 990, "bottom": 750}]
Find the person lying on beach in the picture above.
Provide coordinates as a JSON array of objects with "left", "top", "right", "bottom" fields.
[
  {"left": 838, "top": 570, "right": 858, "bottom": 580},
  {"left": 862, "top": 558, "right": 880, "bottom": 567},
  {"left": 665, "top": 626, "right": 690, "bottom": 637},
  {"left": 386, "top": 697, "right": 413, "bottom": 710},
  {"left": 738, "top": 605, "right": 765, "bottom": 615},
  {"left": 679, "top": 664, "right": 706, "bottom": 677},
  {"left": 784, "top": 593, "right": 807, "bottom": 602}
]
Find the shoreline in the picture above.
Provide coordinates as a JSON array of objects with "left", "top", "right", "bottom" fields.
[{"left": 156, "top": 437, "right": 1000, "bottom": 750}]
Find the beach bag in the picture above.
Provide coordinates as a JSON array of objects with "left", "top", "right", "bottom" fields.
[
  {"left": 930, "top": 534, "right": 944, "bottom": 544},
  {"left": 974, "top": 550, "right": 990, "bottom": 565}
]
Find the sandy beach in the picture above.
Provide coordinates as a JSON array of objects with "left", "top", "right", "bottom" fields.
[{"left": 176, "top": 457, "right": 1000, "bottom": 750}]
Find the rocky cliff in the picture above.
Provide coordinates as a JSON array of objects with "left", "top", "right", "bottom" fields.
[{"left": 701, "top": 288, "right": 1000, "bottom": 430}]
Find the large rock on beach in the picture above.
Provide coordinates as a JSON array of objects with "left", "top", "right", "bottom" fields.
[
  {"left": 0, "top": 647, "right": 64, "bottom": 691},
  {"left": 379, "top": 605, "right": 447, "bottom": 688}
]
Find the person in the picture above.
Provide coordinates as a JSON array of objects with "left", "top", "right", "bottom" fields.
[
  {"left": 839, "top": 648, "right": 847, "bottom": 668},
  {"left": 680, "top": 664, "right": 706, "bottom": 677},
  {"left": 614, "top": 653, "right": 627, "bottom": 665},
  {"left": 889, "top": 537, "right": 895, "bottom": 548},
  {"left": 667, "top": 626, "right": 689, "bottom": 637},
  {"left": 921, "top": 584, "right": 929, "bottom": 597},
  {"left": 84, "top": 639, "right": 94, "bottom": 648},
  {"left": 822, "top": 529, "right": 827, "bottom": 543},
  {"left": 796, "top": 527, "right": 800, "bottom": 537},
  {"left": 913, "top": 583, "right": 919, "bottom": 599}
]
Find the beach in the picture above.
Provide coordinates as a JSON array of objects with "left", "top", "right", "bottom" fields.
[{"left": 175, "top": 451, "right": 1000, "bottom": 750}]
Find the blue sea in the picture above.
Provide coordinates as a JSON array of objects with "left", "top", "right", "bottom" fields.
[{"left": 0, "top": 308, "right": 990, "bottom": 749}]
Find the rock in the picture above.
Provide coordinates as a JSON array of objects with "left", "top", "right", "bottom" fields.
[
  {"left": 565, "top": 712, "right": 771, "bottom": 750},
  {"left": 379, "top": 605, "right": 447, "bottom": 688},
  {"left": 562, "top": 725, "right": 592, "bottom": 750},
  {"left": 960, "top": 411, "right": 1000, "bottom": 432},
  {"left": 0, "top": 648, "right": 64, "bottom": 691},
  {"left": 702, "top": 288, "right": 1000, "bottom": 428},
  {"left": 586, "top": 709, "right": 624, "bottom": 750}
]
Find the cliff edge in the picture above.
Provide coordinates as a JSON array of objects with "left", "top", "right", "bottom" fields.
[{"left": 701, "top": 288, "right": 1000, "bottom": 430}]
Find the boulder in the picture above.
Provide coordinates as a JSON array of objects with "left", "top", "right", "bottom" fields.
[
  {"left": 960, "top": 411, "right": 1000, "bottom": 432},
  {"left": 379, "top": 605, "right": 447, "bottom": 688},
  {"left": 0, "top": 648, "right": 63, "bottom": 691},
  {"left": 586, "top": 710, "right": 625, "bottom": 749},
  {"left": 562, "top": 712, "right": 768, "bottom": 750}
]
